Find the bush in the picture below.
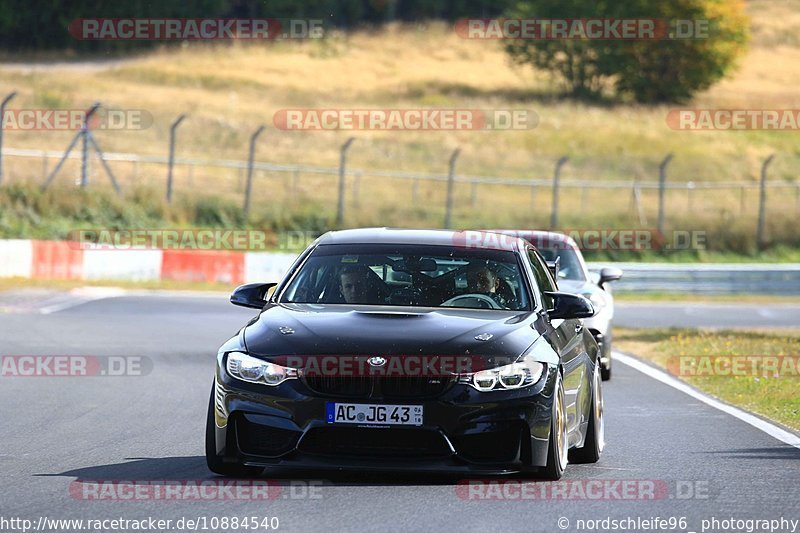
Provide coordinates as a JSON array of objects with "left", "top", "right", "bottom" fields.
[{"left": 505, "top": 0, "right": 749, "bottom": 102}]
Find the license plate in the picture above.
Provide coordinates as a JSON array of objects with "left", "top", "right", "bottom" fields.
[{"left": 326, "top": 403, "right": 423, "bottom": 426}]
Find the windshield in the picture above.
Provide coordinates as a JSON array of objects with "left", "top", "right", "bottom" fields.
[
  {"left": 281, "top": 244, "right": 531, "bottom": 311},
  {"left": 537, "top": 247, "right": 587, "bottom": 282}
]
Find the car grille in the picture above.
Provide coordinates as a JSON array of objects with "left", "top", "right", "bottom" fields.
[
  {"left": 302, "top": 375, "right": 372, "bottom": 398},
  {"left": 379, "top": 376, "right": 454, "bottom": 399},
  {"left": 302, "top": 375, "right": 455, "bottom": 399},
  {"left": 299, "top": 426, "right": 452, "bottom": 458}
]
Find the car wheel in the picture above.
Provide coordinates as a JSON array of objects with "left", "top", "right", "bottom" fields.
[
  {"left": 569, "top": 366, "right": 605, "bottom": 464},
  {"left": 540, "top": 371, "right": 568, "bottom": 480},
  {"left": 205, "top": 385, "right": 256, "bottom": 478}
]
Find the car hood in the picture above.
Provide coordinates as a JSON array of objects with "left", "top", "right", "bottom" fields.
[{"left": 243, "top": 303, "right": 540, "bottom": 359}]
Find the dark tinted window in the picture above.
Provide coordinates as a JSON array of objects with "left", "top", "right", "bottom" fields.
[{"left": 281, "top": 244, "right": 531, "bottom": 310}]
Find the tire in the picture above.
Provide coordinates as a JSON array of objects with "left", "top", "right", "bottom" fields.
[
  {"left": 539, "top": 371, "right": 568, "bottom": 480},
  {"left": 205, "top": 385, "right": 256, "bottom": 478},
  {"left": 569, "top": 366, "right": 605, "bottom": 464}
]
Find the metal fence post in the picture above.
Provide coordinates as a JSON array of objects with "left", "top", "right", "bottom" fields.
[
  {"left": 631, "top": 179, "right": 647, "bottom": 225},
  {"left": 166, "top": 114, "right": 186, "bottom": 204},
  {"left": 550, "top": 156, "right": 568, "bottom": 229},
  {"left": 0, "top": 91, "right": 17, "bottom": 184},
  {"left": 444, "top": 148, "right": 461, "bottom": 229},
  {"left": 657, "top": 153, "right": 673, "bottom": 235},
  {"left": 757, "top": 154, "right": 774, "bottom": 250},
  {"left": 41, "top": 103, "right": 100, "bottom": 192},
  {"left": 80, "top": 103, "right": 100, "bottom": 188},
  {"left": 243, "top": 125, "right": 265, "bottom": 219},
  {"left": 336, "top": 137, "right": 355, "bottom": 226}
]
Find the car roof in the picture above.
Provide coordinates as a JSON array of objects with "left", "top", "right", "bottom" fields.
[{"left": 317, "top": 227, "right": 526, "bottom": 252}]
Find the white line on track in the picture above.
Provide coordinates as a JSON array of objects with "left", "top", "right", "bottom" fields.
[{"left": 614, "top": 351, "right": 800, "bottom": 450}]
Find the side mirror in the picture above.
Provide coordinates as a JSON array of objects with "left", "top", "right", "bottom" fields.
[
  {"left": 598, "top": 267, "right": 623, "bottom": 287},
  {"left": 230, "top": 282, "right": 277, "bottom": 309},
  {"left": 544, "top": 291, "right": 595, "bottom": 319}
]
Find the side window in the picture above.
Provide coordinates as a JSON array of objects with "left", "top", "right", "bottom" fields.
[{"left": 527, "top": 248, "right": 557, "bottom": 308}]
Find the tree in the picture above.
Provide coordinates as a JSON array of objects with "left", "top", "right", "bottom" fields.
[{"left": 504, "top": 0, "right": 749, "bottom": 103}]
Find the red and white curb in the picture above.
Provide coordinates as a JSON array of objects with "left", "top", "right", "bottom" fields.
[{"left": 0, "top": 239, "right": 296, "bottom": 284}]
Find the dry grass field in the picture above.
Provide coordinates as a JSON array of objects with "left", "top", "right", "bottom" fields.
[{"left": 1, "top": 1, "right": 799, "bottom": 254}]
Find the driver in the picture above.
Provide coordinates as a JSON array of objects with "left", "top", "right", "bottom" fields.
[
  {"left": 339, "top": 265, "right": 384, "bottom": 304},
  {"left": 466, "top": 262, "right": 509, "bottom": 307}
]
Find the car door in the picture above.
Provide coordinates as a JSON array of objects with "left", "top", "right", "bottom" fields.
[{"left": 526, "top": 247, "right": 587, "bottom": 436}]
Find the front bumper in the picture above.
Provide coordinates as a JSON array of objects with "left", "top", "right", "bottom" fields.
[{"left": 211, "top": 364, "right": 558, "bottom": 474}]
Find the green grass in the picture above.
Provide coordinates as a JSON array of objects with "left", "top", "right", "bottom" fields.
[
  {"left": 616, "top": 328, "right": 800, "bottom": 431},
  {"left": 614, "top": 292, "right": 800, "bottom": 303},
  {"left": 2, "top": 181, "right": 800, "bottom": 261}
]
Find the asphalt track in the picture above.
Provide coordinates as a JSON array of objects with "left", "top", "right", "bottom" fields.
[{"left": 0, "top": 292, "right": 798, "bottom": 533}]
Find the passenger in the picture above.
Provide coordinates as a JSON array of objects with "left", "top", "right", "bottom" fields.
[{"left": 466, "top": 263, "right": 501, "bottom": 295}]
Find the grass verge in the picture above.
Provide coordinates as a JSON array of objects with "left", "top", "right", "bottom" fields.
[
  {"left": 614, "top": 292, "right": 800, "bottom": 304},
  {"left": 616, "top": 328, "right": 800, "bottom": 431}
]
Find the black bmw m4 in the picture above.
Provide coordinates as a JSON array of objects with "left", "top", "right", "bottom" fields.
[{"left": 207, "top": 228, "right": 604, "bottom": 479}]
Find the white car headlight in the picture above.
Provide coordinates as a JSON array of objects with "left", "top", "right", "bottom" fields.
[
  {"left": 226, "top": 351, "right": 297, "bottom": 386},
  {"left": 461, "top": 354, "right": 545, "bottom": 392}
]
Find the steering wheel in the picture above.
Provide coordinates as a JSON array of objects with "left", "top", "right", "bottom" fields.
[{"left": 441, "top": 293, "right": 502, "bottom": 309}]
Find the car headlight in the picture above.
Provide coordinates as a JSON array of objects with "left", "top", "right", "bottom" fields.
[
  {"left": 460, "top": 354, "right": 545, "bottom": 392},
  {"left": 226, "top": 351, "right": 297, "bottom": 386}
]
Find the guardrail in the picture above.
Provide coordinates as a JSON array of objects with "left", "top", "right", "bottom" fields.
[{"left": 589, "top": 263, "right": 800, "bottom": 295}]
